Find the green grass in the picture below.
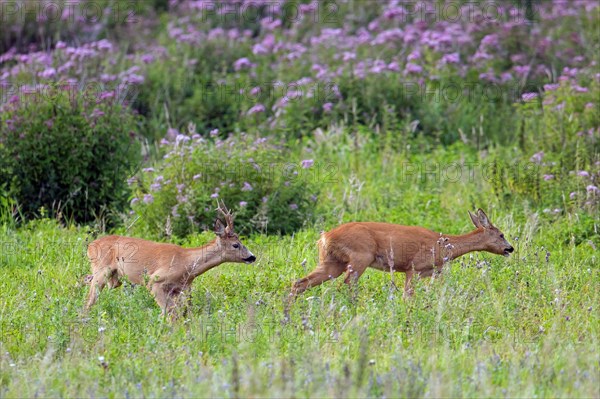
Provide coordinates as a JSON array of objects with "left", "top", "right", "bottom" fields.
[{"left": 1, "top": 143, "right": 598, "bottom": 398}]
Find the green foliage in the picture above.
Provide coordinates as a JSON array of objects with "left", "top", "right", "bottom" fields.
[
  {"left": 0, "top": 1, "right": 599, "bottom": 397},
  {"left": 130, "top": 126, "right": 319, "bottom": 237},
  {"left": 517, "top": 78, "right": 599, "bottom": 169},
  {"left": 0, "top": 88, "right": 141, "bottom": 224},
  {"left": 0, "top": 0, "right": 168, "bottom": 54},
  {"left": 0, "top": 192, "right": 598, "bottom": 397},
  {"left": 484, "top": 78, "right": 600, "bottom": 212}
]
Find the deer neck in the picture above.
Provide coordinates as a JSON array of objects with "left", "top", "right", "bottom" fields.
[
  {"left": 186, "top": 239, "right": 224, "bottom": 277},
  {"left": 444, "top": 229, "right": 486, "bottom": 260}
]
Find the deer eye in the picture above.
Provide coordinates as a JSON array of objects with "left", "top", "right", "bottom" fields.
[
  {"left": 232, "top": 243, "right": 240, "bottom": 249},
  {"left": 500, "top": 234, "right": 504, "bottom": 239}
]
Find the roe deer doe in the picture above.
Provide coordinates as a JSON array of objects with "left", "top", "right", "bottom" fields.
[
  {"left": 290, "top": 208, "right": 513, "bottom": 299},
  {"left": 85, "top": 200, "right": 255, "bottom": 314}
]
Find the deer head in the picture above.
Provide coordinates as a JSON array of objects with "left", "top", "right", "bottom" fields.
[
  {"left": 468, "top": 208, "right": 514, "bottom": 257},
  {"left": 214, "top": 200, "right": 256, "bottom": 264}
]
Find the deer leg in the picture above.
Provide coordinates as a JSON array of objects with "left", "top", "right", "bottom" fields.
[
  {"left": 151, "top": 283, "right": 177, "bottom": 316},
  {"left": 343, "top": 255, "right": 373, "bottom": 286},
  {"left": 107, "top": 272, "right": 122, "bottom": 289},
  {"left": 403, "top": 271, "right": 414, "bottom": 299},
  {"left": 290, "top": 260, "right": 345, "bottom": 296},
  {"left": 285, "top": 261, "right": 345, "bottom": 322},
  {"left": 177, "top": 286, "right": 193, "bottom": 318},
  {"left": 85, "top": 269, "right": 111, "bottom": 310}
]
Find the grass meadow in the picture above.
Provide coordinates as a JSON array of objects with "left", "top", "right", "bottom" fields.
[
  {"left": 0, "top": 0, "right": 599, "bottom": 397},
  {"left": 1, "top": 142, "right": 598, "bottom": 397}
]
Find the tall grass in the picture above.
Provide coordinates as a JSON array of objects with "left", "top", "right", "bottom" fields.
[{"left": 1, "top": 142, "right": 598, "bottom": 397}]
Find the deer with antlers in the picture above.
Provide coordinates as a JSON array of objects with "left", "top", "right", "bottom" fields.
[{"left": 84, "top": 200, "right": 256, "bottom": 315}]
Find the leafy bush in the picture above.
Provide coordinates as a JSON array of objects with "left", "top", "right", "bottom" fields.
[
  {"left": 0, "top": 0, "right": 168, "bottom": 54},
  {"left": 486, "top": 76, "right": 599, "bottom": 213},
  {"left": 518, "top": 75, "right": 599, "bottom": 167},
  {"left": 130, "top": 125, "right": 320, "bottom": 237},
  {"left": 0, "top": 87, "right": 141, "bottom": 224}
]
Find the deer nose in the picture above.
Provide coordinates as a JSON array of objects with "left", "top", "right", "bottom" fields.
[
  {"left": 244, "top": 255, "right": 256, "bottom": 263},
  {"left": 507, "top": 246, "right": 514, "bottom": 253}
]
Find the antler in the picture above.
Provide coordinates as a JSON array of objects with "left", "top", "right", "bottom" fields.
[{"left": 216, "top": 199, "right": 234, "bottom": 231}]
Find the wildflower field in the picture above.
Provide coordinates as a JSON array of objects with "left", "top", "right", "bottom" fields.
[{"left": 0, "top": 0, "right": 598, "bottom": 397}]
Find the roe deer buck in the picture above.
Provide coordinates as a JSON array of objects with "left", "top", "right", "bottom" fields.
[
  {"left": 85, "top": 200, "right": 256, "bottom": 314},
  {"left": 290, "top": 208, "right": 513, "bottom": 299}
]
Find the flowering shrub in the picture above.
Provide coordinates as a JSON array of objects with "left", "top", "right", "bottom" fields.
[
  {"left": 130, "top": 0, "right": 599, "bottom": 141},
  {"left": 0, "top": 88, "right": 141, "bottom": 223},
  {"left": 130, "top": 125, "right": 319, "bottom": 236},
  {"left": 518, "top": 72, "right": 599, "bottom": 166},
  {"left": 0, "top": 0, "right": 598, "bottom": 228},
  {"left": 488, "top": 75, "right": 599, "bottom": 212},
  {"left": 2, "top": 1, "right": 598, "bottom": 144},
  {"left": 0, "top": 0, "right": 168, "bottom": 55}
]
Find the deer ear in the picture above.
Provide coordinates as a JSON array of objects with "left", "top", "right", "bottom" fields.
[
  {"left": 477, "top": 208, "right": 491, "bottom": 228},
  {"left": 214, "top": 219, "right": 226, "bottom": 237},
  {"left": 468, "top": 210, "right": 481, "bottom": 228}
]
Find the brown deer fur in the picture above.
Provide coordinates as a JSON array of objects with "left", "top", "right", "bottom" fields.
[
  {"left": 85, "top": 201, "right": 255, "bottom": 314},
  {"left": 290, "top": 209, "right": 513, "bottom": 298}
]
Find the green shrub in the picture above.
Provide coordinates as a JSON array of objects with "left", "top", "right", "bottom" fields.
[
  {"left": 517, "top": 77, "right": 599, "bottom": 165},
  {"left": 0, "top": 0, "right": 168, "bottom": 55},
  {"left": 130, "top": 125, "right": 320, "bottom": 237},
  {"left": 486, "top": 77, "right": 599, "bottom": 213},
  {"left": 0, "top": 87, "right": 142, "bottom": 224}
]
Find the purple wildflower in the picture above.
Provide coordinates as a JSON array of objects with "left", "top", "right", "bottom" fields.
[
  {"left": 387, "top": 61, "right": 401, "bottom": 72},
  {"left": 441, "top": 53, "right": 459, "bottom": 64},
  {"left": 99, "top": 91, "right": 115, "bottom": 100},
  {"left": 242, "top": 182, "right": 253, "bottom": 191},
  {"left": 543, "top": 174, "right": 554, "bottom": 181},
  {"left": 404, "top": 63, "right": 423, "bottom": 75},
  {"left": 522, "top": 92, "right": 538, "bottom": 101},
  {"left": 289, "top": 203, "right": 298, "bottom": 210},
  {"left": 233, "top": 57, "right": 255, "bottom": 71},
  {"left": 176, "top": 134, "right": 190, "bottom": 145},
  {"left": 123, "top": 74, "right": 144, "bottom": 85},
  {"left": 530, "top": 151, "right": 544, "bottom": 164},
  {"left": 407, "top": 50, "right": 421, "bottom": 61},
  {"left": 141, "top": 54, "right": 155, "bottom": 64},
  {"left": 247, "top": 104, "right": 266, "bottom": 115},
  {"left": 39, "top": 68, "right": 56, "bottom": 79},
  {"left": 90, "top": 109, "right": 105, "bottom": 118},
  {"left": 301, "top": 159, "right": 314, "bottom": 169},
  {"left": 143, "top": 194, "right": 154, "bottom": 204}
]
